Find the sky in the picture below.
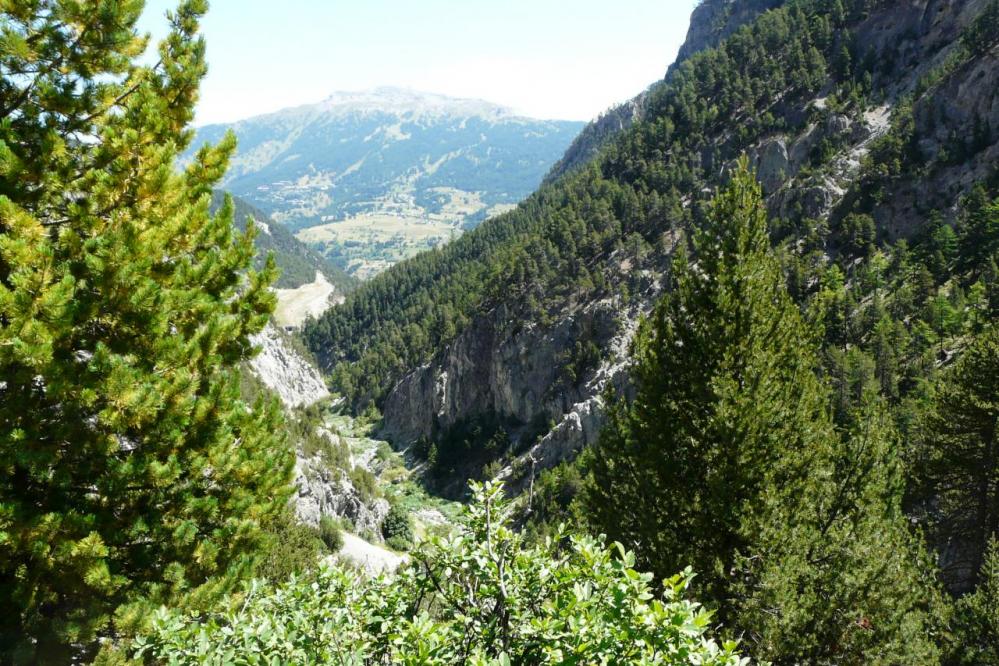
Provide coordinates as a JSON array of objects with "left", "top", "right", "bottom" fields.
[{"left": 138, "top": 0, "right": 699, "bottom": 126}]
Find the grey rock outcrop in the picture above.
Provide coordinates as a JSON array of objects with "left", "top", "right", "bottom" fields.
[
  {"left": 247, "top": 324, "right": 388, "bottom": 536},
  {"left": 674, "top": 0, "right": 785, "bottom": 67},
  {"left": 381, "top": 297, "right": 628, "bottom": 447},
  {"left": 249, "top": 323, "right": 329, "bottom": 409},
  {"left": 754, "top": 138, "right": 790, "bottom": 193},
  {"left": 294, "top": 450, "right": 389, "bottom": 536}
]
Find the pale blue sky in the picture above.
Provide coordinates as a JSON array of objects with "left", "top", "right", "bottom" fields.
[{"left": 138, "top": 0, "right": 698, "bottom": 126}]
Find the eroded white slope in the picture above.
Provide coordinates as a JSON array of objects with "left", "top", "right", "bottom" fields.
[{"left": 249, "top": 323, "right": 329, "bottom": 409}]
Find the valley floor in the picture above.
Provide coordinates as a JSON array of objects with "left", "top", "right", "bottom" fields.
[{"left": 323, "top": 412, "right": 463, "bottom": 565}]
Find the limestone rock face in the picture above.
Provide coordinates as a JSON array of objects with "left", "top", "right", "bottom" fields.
[
  {"left": 247, "top": 324, "right": 388, "bottom": 537},
  {"left": 381, "top": 297, "right": 628, "bottom": 447},
  {"left": 754, "top": 138, "right": 790, "bottom": 193},
  {"left": 249, "top": 324, "right": 329, "bottom": 409},
  {"left": 675, "top": 0, "right": 786, "bottom": 66},
  {"left": 294, "top": 450, "right": 389, "bottom": 536}
]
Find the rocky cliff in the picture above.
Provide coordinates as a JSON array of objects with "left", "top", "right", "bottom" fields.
[
  {"left": 293, "top": 440, "right": 389, "bottom": 536},
  {"left": 249, "top": 324, "right": 330, "bottom": 408},
  {"left": 247, "top": 324, "right": 388, "bottom": 535},
  {"left": 673, "top": 0, "right": 785, "bottom": 66},
  {"left": 381, "top": 241, "right": 669, "bottom": 481},
  {"left": 382, "top": 296, "right": 638, "bottom": 444},
  {"left": 379, "top": 0, "right": 999, "bottom": 486}
]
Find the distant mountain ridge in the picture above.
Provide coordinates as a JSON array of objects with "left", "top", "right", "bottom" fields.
[
  {"left": 188, "top": 88, "right": 584, "bottom": 278},
  {"left": 302, "top": 86, "right": 519, "bottom": 120}
]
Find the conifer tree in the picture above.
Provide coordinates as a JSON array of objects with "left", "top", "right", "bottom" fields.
[
  {"left": 585, "top": 161, "right": 945, "bottom": 663},
  {"left": 956, "top": 185, "right": 999, "bottom": 278},
  {"left": 0, "top": 2, "right": 293, "bottom": 661},
  {"left": 953, "top": 537, "right": 999, "bottom": 665},
  {"left": 917, "top": 325, "right": 999, "bottom": 593}
]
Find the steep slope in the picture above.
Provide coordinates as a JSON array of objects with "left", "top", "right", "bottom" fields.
[
  {"left": 242, "top": 329, "right": 390, "bottom": 540},
  {"left": 190, "top": 88, "right": 584, "bottom": 278},
  {"left": 305, "top": 0, "right": 999, "bottom": 491},
  {"left": 248, "top": 324, "right": 330, "bottom": 408},
  {"left": 545, "top": 0, "right": 784, "bottom": 183},
  {"left": 211, "top": 191, "right": 356, "bottom": 291},
  {"left": 673, "top": 0, "right": 787, "bottom": 64}
]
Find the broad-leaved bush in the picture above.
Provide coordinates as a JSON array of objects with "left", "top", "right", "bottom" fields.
[{"left": 133, "top": 482, "right": 746, "bottom": 665}]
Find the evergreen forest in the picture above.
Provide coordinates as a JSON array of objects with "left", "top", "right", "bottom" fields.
[{"left": 2, "top": 0, "right": 999, "bottom": 664}]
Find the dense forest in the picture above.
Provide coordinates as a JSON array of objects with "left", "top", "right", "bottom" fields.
[
  {"left": 3, "top": 0, "right": 999, "bottom": 664},
  {"left": 303, "top": 0, "right": 999, "bottom": 660}
]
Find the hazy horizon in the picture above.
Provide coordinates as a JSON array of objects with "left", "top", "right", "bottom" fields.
[{"left": 138, "top": 0, "right": 698, "bottom": 126}]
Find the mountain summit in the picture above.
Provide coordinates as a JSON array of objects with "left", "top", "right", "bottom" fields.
[{"left": 311, "top": 86, "right": 519, "bottom": 121}]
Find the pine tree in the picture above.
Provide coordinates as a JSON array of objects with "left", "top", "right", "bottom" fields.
[
  {"left": 587, "top": 160, "right": 833, "bottom": 598},
  {"left": 961, "top": 0, "right": 999, "bottom": 55},
  {"left": 0, "top": 2, "right": 293, "bottom": 661},
  {"left": 957, "top": 185, "right": 999, "bottom": 278},
  {"left": 736, "top": 399, "right": 947, "bottom": 663},
  {"left": 585, "top": 161, "right": 945, "bottom": 663},
  {"left": 924, "top": 212, "right": 959, "bottom": 281},
  {"left": 953, "top": 537, "right": 999, "bottom": 665},
  {"left": 986, "top": 256, "right": 999, "bottom": 316},
  {"left": 917, "top": 325, "right": 999, "bottom": 594}
]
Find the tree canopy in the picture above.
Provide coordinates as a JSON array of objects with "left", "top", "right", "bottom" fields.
[
  {"left": 585, "top": 163, "right": 946, "bottom": 663},
  {"left": 0, "top": 2, "right": 293, "bottom": 661}
]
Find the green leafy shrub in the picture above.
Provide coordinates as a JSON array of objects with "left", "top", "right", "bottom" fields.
[
  {"left": 381, "top": 502, "right": 413, "bottom": 550},
  {"left": 132, "top": 482, "right": 745, "bottom": 665},
  {"left": 375, "top": 441, "right": 395, "bottom": 462},
  {"left": 256, "top": 510, "right": 325, "bottom": 584},
  {"left": 318, "top": 515, "right": 344, "bottom": 553},
  {"left": 349, "top": 466, "right": 381, "bottom": 504},
  {"left": 384, "top": 535, "right": 412, "bottom": 553}
]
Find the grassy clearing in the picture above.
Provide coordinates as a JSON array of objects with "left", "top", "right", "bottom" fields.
[
  {"left": 296, "top": 213, "right": 460, "bottom": 279},
  {"left": 296, "top": 214, "right": 459, "bottom": 245}
]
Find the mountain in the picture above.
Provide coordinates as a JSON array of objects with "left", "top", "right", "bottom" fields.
[
  {"left": 211, "top": 191, "right": 356, "bottom": 292},
  {"left": 189, "top": 88, "right": 585, "bottom": 278},
  {"left": 11, "top": 0, "right": 999, "bottom": 659},
  {"left": 544, "top": 0, "right": 784, "bottom": 183},
  {"left": 304, "top": 0, "right": 999, "bottom": 502}
]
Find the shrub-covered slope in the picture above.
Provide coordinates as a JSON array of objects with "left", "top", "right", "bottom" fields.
[
  {"left": 544, "top": 0, "right": 785, "bottom": 184},
  {"left": 210, "top": 192, "right": 356, "bottom": 290}
]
